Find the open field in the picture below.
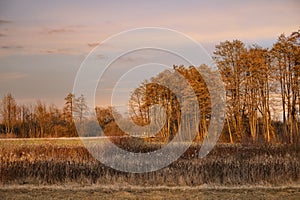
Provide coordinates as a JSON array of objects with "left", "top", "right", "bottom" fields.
[
  {"left": 1, "top": 138, "right": 299, "bottom": 186},
  {"left": 0, "top": 138, "right": 299, "bottom": 199}
]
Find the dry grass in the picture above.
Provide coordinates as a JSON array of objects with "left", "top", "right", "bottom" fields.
[{"left": 0, "top": 138, "right": 299, "bottom": 186}]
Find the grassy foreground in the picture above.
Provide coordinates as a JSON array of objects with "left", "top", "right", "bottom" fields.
[
  {"left": 1, "top": 186, "right": 300, "bottom": 200},
  {"left": 0, "top": 138, "right": 299, "bottom": 187}
]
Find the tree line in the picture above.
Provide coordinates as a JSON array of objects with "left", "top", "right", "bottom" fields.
[
  {"left": 130, "top": 30, "right": 299, "bottom": 144},
  {"left": 0, "top": 30, "right": 299, "bottom": 144}
]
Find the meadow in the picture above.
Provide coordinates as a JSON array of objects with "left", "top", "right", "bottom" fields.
[{"left": 0, "top": 138, "right": 299, "bottom": 187}]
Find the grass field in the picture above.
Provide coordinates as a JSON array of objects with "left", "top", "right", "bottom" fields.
[{"left": 0, "top": 138, "right": 299, "bottom": 199}]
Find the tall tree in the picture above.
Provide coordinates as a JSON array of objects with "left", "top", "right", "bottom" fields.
[
  {"left": 0, "top": 93, "right": 17, "bottom": 134},
  {"left": 213, "top": 40, "right": 246, "bottom": 142},
  {"left": 271, "top": 30, "right": 300, "bottom": 143},
  {"left": 63, "top": 93, "right": 74, "bottom": 124},
  {"left": 63, "top": 93, "right": 76, "bottom": 136},
  {"left": 35, "top": 101, "right": 48, "bottom": 137},
  {"left": 73, "top": 94, "right": 88, "bottom": 136},
  {"left": 241, "top": 46, "right": 273, "bottom": 142}
]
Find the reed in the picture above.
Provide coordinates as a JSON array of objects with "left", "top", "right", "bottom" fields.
[{"left": 0, "top": 142, "right": 299, "bottom": 186}]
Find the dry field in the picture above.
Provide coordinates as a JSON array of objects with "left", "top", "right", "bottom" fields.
[{"left": 0, "top": 138, "right": 299, "bottom": 199}]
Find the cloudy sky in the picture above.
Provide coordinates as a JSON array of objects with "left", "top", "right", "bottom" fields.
[{"left": 0, "top": 0, "right": 299, "bottom": 108}]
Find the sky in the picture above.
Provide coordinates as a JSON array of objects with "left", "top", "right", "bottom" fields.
[{"left": 0, "top": 0, "right": 299, "bottom": 109}]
